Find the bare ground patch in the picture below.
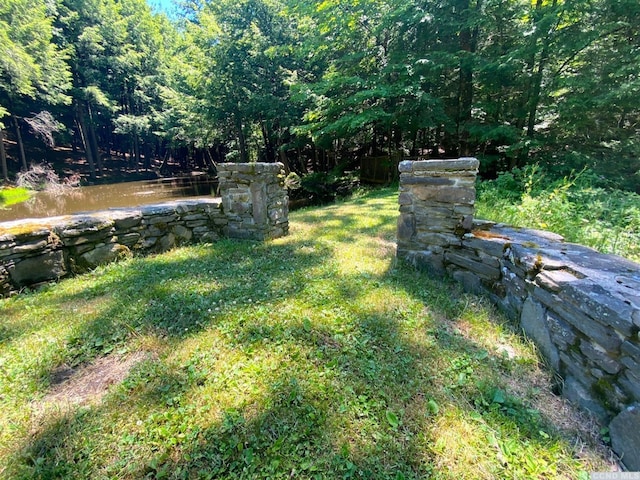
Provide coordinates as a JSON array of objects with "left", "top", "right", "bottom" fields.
[{"left": 35, "top": 351, "right": 152, "bottom": 413}]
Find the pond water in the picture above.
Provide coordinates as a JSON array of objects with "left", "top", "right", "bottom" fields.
[{"left": 0, "top": 176, "right": 218, "bottom": 223}]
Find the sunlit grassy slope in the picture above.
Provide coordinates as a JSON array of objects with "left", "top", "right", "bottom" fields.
[{"left": 0, "top": 188, "right": 613, "bottom": 479}]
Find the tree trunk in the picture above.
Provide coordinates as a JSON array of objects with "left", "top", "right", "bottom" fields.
[
  {"left": 86, "top": 104, "right": 103, "bottom": 173},
  {"left": 526, "top": 0, "right": 557, "bottom": 138},
  {"left": 0, "top": 128, "right": 8, "bottom": 181},
  {"left": 260, "top": 121, "right": 275, "bottom": 162},
  {"left": 76, "top": 105, "right": 96, "bottom": 179},
  {"left": 12, "top": 116, "right": 27, "bottom": 171},
  {"left": 133, "top": 133, "right": 141, "bottom": 172},
  {"left": 238, "top": 127, "right": 248, "bottom": 163},
  {"left": 456, "top": 0, "right": 480, "bottom": 157}
]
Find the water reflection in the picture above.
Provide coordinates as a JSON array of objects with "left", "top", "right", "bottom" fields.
[{"left": 0, "top": 176, "right": 218, "bottom": 222}]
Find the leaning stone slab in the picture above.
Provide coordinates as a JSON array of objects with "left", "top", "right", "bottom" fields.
[
  {"left": 520, "top": 296, "right": 560, "bottom": 370},
  {"left": 609, "top": 404, "right": 640, "bottom": 471}
]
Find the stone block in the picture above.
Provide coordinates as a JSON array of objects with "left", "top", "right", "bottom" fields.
[
  {"left": 146, "top": 226, "right": 166, "bottom": 237},
  {"left": 578, "top": 340, "right": 621, "bottom": 375},
  {"left": 532, "top": 286, "right": 622, "bottom": 352},
  {"left": 186, "top": 220, "right": 208, "bottom": 228},
  {"left": 182, "top": 213, "right": 208, "bottom": 222},
  {"left": 140, "top": 205, "right": 179, "bottom": 217},
  {"left": 619, "top": 370, "right": 640, "bottom": 402},
  {"left": 520, "top": 296, "right": 560, "bottom": 370},
  {"left": 59, "top": 218, "right": 114, "bottom": 238},
  {"left": 408, "top": 158, "right": 480, "bottom": 172},
  {"left": 8, "top": 250, "right": 67, "bottom": 286},
  {"left": 157, "top": 233, "right": 176, "bottom": 252},
  {"left": 173, "top": 225, "right": 193, "bottom": 242},
  {"left": 251, "top": 181, "right": 268, "bottom": 225},
  {"left": 609, "top": 404, "right": 640, "bottom": 471},
  {"left": 562, "top": 375, "right": 608, "bottom": 421},
  {"left": 396, "top": 214, "right": 415, "bottom": 243},
  {"left": 621, "top": 341, "right": 640, "bottom": 362},
  {"left": 117, "top": 233, "right": 141, "bottom": 247},
  {"left": 198, "top": 231, "right": 219, "bottom": 243},
  {"left": 113, "top": 215, "right": 143, "bottom": 230},
  {"left": 559, "top": 281, "right": 635, "bottom": 337},
  {"left": 414, "top": 186, "right": 476, "bottom": 204},
  {"left": 62, "top": 231, "right": 114, "bottom": 247},
  {"left": 398, "top": 192, "right": 413, "bottom": 206},
  {"left": 451, "top": 269, "right": 485, "bottom": 295},
  {"left": 401, "top": 176, "right": 456, "bottom": 186},
  {"left": 70, "top": 243, "right": 96, "bottom": 255},
  {"left": 10, "top": 239, "right": 49, "bottom": 255},
  {"left": 146, "top": 214, "right": 178, "bottom": 225},
  {"left": 77, "top": 243, "right": 130, "bottom": 272},
  {"left": 230, "top": 202, "right": 251, "bottom": 215},
  {"left": 445, "top": 251, "right": 501, "bottom": 280},
  {"left": 400, "top": 249, "right": 445, "bottom": 273},
  {"left": 141, "top": 237, "right": 158, "bottom": 249},
  {"left": 463, "top": 235, "right": 508, "bottom": 258},
  {"left": 398, "top": 161, "right": 413, "bottom": 173},
  {"left": 546, "top": 311, "right": 577, "bottom": 349},
  {"left": 535, "top": 269, "right": 581, "bottom": 293}
]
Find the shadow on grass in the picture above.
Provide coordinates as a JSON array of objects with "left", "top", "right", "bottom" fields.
[{"left": 4, "top": 189, "right": 596, "bottom": 479}]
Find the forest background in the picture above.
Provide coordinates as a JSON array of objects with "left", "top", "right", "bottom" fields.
[{"left": 1, "top": 0, "right": 639, "bottom": 194}]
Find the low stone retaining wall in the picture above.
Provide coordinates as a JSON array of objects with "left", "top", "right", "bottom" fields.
[
  {"left": 397, "top": 158, "right": 640, "bottom": 470},
  {"left": 0, "top": 162, "right": 288, "bottom": 296}
]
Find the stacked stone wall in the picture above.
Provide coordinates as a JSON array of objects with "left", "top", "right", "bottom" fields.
[
  {"left": 397, "top": 158, "right": 640, "bottom": 470},
  {"left": 0, "top": 163, "right": 289, "bottom": 296}
]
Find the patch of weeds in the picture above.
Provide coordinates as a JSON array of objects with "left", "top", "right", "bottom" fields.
[{"left": 0, "top": 186, "right": 32, "bottom": 207}]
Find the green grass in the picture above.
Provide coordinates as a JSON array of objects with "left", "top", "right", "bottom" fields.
[
  {"left": 0, "top": 188, "right": 612, "bottom": 479},
  {"left": 476, "top": 167, "right": 640, "bottom": 262},
  {"left": 0, "top": 187, "right": 31, "bottom": 208}
]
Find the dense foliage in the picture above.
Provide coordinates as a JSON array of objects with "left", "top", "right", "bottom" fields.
[
  {"left": 1, "top": 0, "right": 638, "bottom": 191},
  {"left": 476, "top": 166, "right": 640, "bottom": 261}
]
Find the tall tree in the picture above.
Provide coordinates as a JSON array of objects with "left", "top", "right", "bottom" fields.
[{"left": 0, "top": 0, "right": 71, "bottom": 179}]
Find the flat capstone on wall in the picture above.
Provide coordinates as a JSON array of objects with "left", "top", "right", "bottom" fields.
[
  {"left": 0, "top": 162, "right": 289, "bottom": 297},
  {"left": 397, "top": 158, "right": 640, "bottom": 471}
]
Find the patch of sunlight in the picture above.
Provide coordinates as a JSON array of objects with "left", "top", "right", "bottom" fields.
[{"left": 429, "top": 407, "right": 499, "bottom": 479}]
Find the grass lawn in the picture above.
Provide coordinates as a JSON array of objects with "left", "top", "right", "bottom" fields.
[{"left": 0, "top": 188, "right": 615, "bottom": 479}]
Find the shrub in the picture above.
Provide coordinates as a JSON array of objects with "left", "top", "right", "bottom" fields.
[{"left": 477, "top": 167, "right": 640, "bottom": 262}]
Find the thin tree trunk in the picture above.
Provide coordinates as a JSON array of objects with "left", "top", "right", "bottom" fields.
[
  {"left": 238, "top": 127, "right": 248, "bottom": 163},
  {"left": 277, "top": 146, "right": 291, "bottom": 174},
  {"left": 0, "top": 128, "right": 8, "bottom": 181},
  {"left": 12, "top": 116, "right": 27, "bottom": 171},
  {"left": 526, "top": 0, "right": 557, "bottom": 137},
  {"left": 456, "top": 0, "right": 480, "bottom": 157},
  {"left": 76, "top": 105, "right": 96, "bottom": 179},
  {"left": 86, "top": 104, "right": 103, "bottom": 173},
  {"left": 133, "top": 133, "right": 141, "bottom": 172},
  {"left": 260, "top": 121, "right": 275, "bottom": 162}
]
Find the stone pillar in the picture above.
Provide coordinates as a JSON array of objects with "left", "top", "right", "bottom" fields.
[
  {"left": 397, "top": 158, "right": 479, "bottom": 272},
  {"left": 217, "top": 162, "right": 289, "bottom": 241}
]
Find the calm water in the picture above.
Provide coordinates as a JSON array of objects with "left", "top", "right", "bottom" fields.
[{"left": 0, "top": 176, "right": 218, "bottom": 223}]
